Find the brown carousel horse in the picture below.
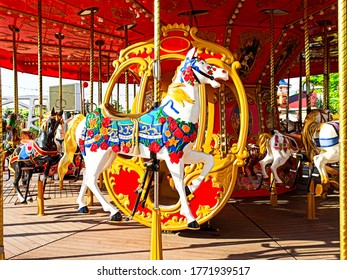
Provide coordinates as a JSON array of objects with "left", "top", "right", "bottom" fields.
[{"left": 9, "top": 108, "right": 64, "bottom": 204}]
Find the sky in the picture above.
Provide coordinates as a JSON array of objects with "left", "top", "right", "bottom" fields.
[{"left": 0, "top": 68, "right": 135, "bottom": 112}]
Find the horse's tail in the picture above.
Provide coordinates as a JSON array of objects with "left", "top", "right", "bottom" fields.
[
  {"left": 258, "top": 133, "right": 272, "bottom": 155},
  {"left": 302, "top": 117, "right": 321, "bottom": 162},
  {"left": 58, "top": 114, "right": 85, "bottom": 188}
]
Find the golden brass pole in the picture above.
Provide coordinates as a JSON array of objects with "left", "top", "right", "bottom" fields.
[
  {"left": 9, "top": 25, "right": 19, "bottom": 114},
  {"left": 323, "top": 20, "right": 330, "bottom": 110},
  {"left": 55, "top": 32, "right": 65, "bottom": 111},
  {"left": 338, "top": 0, "right": 347, "bottom": 260},
  {"left": 78, "top": 7, "right": 99, "bottom": 113},
  {"left": 150, "top": 0, "right": 163, "bottom": 260},
  {"left": 95, "top": 39, "right": 105, "bottom": 105},
  {"left": 298, "top": 54, "right": 303, "bottom": 129},
  {"left": 38, "top": 0, "right": 43, "bottom": 124},
  {"left": 0, "top": 67, "right": 5, "bottom": 260},
  {"left": 89, "top": 10, "right": 96, "bottom": 111},
  {"left": 304, "top": 0, "right": 311, "bottom": 114},
  {"left": 269, "top": 9, "right": 275, "bottom": 130}
]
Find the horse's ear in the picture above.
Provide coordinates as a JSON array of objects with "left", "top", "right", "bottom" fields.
[
  {"left": 186, "top": 47, "right": 196, "bottom": 59},
  {"left": 51, "top": 107, "right": 55, "bottom": 116}
]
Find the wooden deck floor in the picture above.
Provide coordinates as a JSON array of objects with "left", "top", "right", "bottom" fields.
[{"left": 2, "top": 173, "right": 340, "bottom": 260}]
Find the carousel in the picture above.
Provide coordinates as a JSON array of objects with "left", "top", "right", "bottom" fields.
[{"left": 0, "top": 0, "right": 346, "bottom": 261}]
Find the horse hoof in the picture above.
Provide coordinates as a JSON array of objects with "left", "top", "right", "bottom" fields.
[
  {"left": 14, "top": 201, "right": 27, "bottom": 205},
  {"left": 185, "top": 186, "right": 191, "bottom": 196},
  {"left": 110, "top": 212, "right": 122, "bottom": 222},
  {"left": 187, "top": 221, "right": 200, "bottom": 230},
  {"left": 78, "top": 206, "right": 89, "bottom": 214}
]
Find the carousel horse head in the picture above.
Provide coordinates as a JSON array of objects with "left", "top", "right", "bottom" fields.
[{"left": 58, "top": 47, "right": 229, "bottom": 229}]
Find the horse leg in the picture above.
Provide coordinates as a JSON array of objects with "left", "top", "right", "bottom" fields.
[
  {"left": 270, "top": 155, "right": 289, "bottom": 184},
  {"left": 183, "top": 148, "right": 214, "bottom": 195},
  {"left": 165, "top": 158, "right": 199, "bottom": 229},
  {"left": 259, "top": 154, "right": 273, "bottom": 179},
  {"left": 82, "top": 151, "right": 121, "bottom": 221},
  {"left": 76, "top": 169, "right": 89, "bottom": 213},
  {"left": 13, "top": 164, "right": 26, "bottom": 203},
  {"left": 24, "top": 169, "right": 34, "bottom": 202}
]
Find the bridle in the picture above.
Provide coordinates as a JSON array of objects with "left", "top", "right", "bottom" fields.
[{"left": 180, "top": 56, "right": 215, "bottom": 84}]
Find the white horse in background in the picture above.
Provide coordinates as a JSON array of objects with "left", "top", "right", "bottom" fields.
[
  {"left": 58, "top": 48, "right": 229, "bottom": 229},
  {"left": 258, "top": 109, "right": 331, "bottom": 186},
  {"left": 302, "top": 112, "right": 339, "bottom": 186}
]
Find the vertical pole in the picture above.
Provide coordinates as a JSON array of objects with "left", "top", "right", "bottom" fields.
[
  {"left": 38, "top": 0, "right": 43, "bottom": 125},
  {"left": 55, "top": 32, "right": 65, "bottom": 111},
  {"left": 338, "top": 0, "right": 347, "bottom": 260},
  {"left": 150, "top": 0, "right": 163, "bottom": 260},
  {"left": 304, "top": 0, "right": 311, "bottom": 114},
  {"left": 286, "top": 72, "right": 290, "bottom": 133},
  {"left": 269, "top": 9, "right": 276, "bottom": 130},
  {"left": 95, "top": 39, "right": 105, "bottom": 105},
  {"left": 0, "top": 67, "right": 5, "bottom": 260},
  {"left": 298, "top": 54, "right": 303, "bottom": 129},
  {"left": 323, "top": 21, "right": 330, "bottom": 111},
  {"left": 9, "top": 25, "right": 19, "bottom": 114},
  {"left": 89, "top": 10, "right": 96, "bottom": 112},
  {"left": 125, "top": 25, "right": 129, "bottom": 113}
]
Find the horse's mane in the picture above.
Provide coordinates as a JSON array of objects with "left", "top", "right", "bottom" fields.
[
  {"left": 167, "top": 83, "right": 195, "bottom": 106},
  {"left": 302, "top": 113, "right": 321, "bottom": 162},
  {"left": 258, "top": 133, "right": 272, "bottom": 155}
]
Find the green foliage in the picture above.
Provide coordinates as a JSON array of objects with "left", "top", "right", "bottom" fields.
[{"left": 308, "top": 73, "right": 339, "bottom": 114}]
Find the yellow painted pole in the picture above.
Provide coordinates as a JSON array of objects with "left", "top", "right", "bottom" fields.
[
  {"left": 338, "top": 0, "right": 347, "bottom": 260},
  {"left": 150, "top": 0, "right": 163, "bottom": 260},
  {"left": 37, "top": 179, "right": 45, "bottom": 216},
  {"left": 269, "top": 174, "right": 278, "bottom": 207},
  {"left": 306, "top": 180, "right": 316, "bottom": 220},
  {"left": 304, "top": 0, "right": 311, "bottom": 114},
  {"left": 0, "top": 67, "right": 6, "bottom": 260}
]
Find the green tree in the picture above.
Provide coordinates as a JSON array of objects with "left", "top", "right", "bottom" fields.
[{"left": 309, "top": 73, "right": 339, "bottom": 114}]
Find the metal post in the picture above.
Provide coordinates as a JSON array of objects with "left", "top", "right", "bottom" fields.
[
  {"left": 9, "top": 25, "right": 19, "bottom": 114},
  {"left": 78, "top": 7, "right": 99, "bottom": 113},
  {"left": 150, "top": 0, "right": 163, "bottom": 260},
  {"left": 338, "top": 0, "right": 347, "bottom": 260},
  {"left": 0, "top": 67, "right": 5, "bottom": 260},
  {"left": 95, "top": 39, "right": 105, "bottom": 105},
  {"left": 323, "top": 20, "right": 330, "bottom": 110},
  {"left": 304, "top": 0, "right": 311, "bottom": 114},
  {"left": 269, "top": 9, "right": 276, "bottom": 130},
  {"left": 38, "top": 0, "right": 43, "bottom": 125},
  {"left": 298, "top": 54, "right": 303, "bottom": 129},
  {"left": 55, "top": 32, "right": 65, "bottom": 111}
]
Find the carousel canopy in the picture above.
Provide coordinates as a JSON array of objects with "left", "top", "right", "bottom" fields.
[{"left": 0, "top": 0, "right": 338, "bottom": 84}]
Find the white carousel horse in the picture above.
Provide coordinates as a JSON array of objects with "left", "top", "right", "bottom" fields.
[
  {"left": 58, "top": 48, "right": 229, "bottom": 229},
  {"left": 258, "top": 130, "right": 302, "bottom": 186},
  {"left": 258, "top": 109, "right": 330, "bottom": 186},
  {"left": 302, "top": 113, "right": 339, "bottom": 185}
]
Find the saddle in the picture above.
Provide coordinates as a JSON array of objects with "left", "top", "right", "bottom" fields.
[{"left": 283, "top": 133, "right": 304, "bottom": 150}]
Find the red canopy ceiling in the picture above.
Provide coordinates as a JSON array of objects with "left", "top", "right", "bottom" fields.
[{"left": 0, "top": 0, "right": 338, "bottom": 85}]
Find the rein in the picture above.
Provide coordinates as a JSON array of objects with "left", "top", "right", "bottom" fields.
[{"left": 180, "top": 56, "right": 215, "bottom": 84}]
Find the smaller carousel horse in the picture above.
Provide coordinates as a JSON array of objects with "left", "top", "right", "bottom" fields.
[
  {"left": 257, "top": 109, "right": 331, "bottom": 188},
  {"left": 302, "top": 111, "right": 339, "bottom": 194},
  {"left": 258, "top": 130, "right": 303, "bottom": 187},
  {"left": 58, "top": 47, "right": 229, "bottom": 229},
  {"left": 9, "top": 108, "right": 64, "bottom": 204}
]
